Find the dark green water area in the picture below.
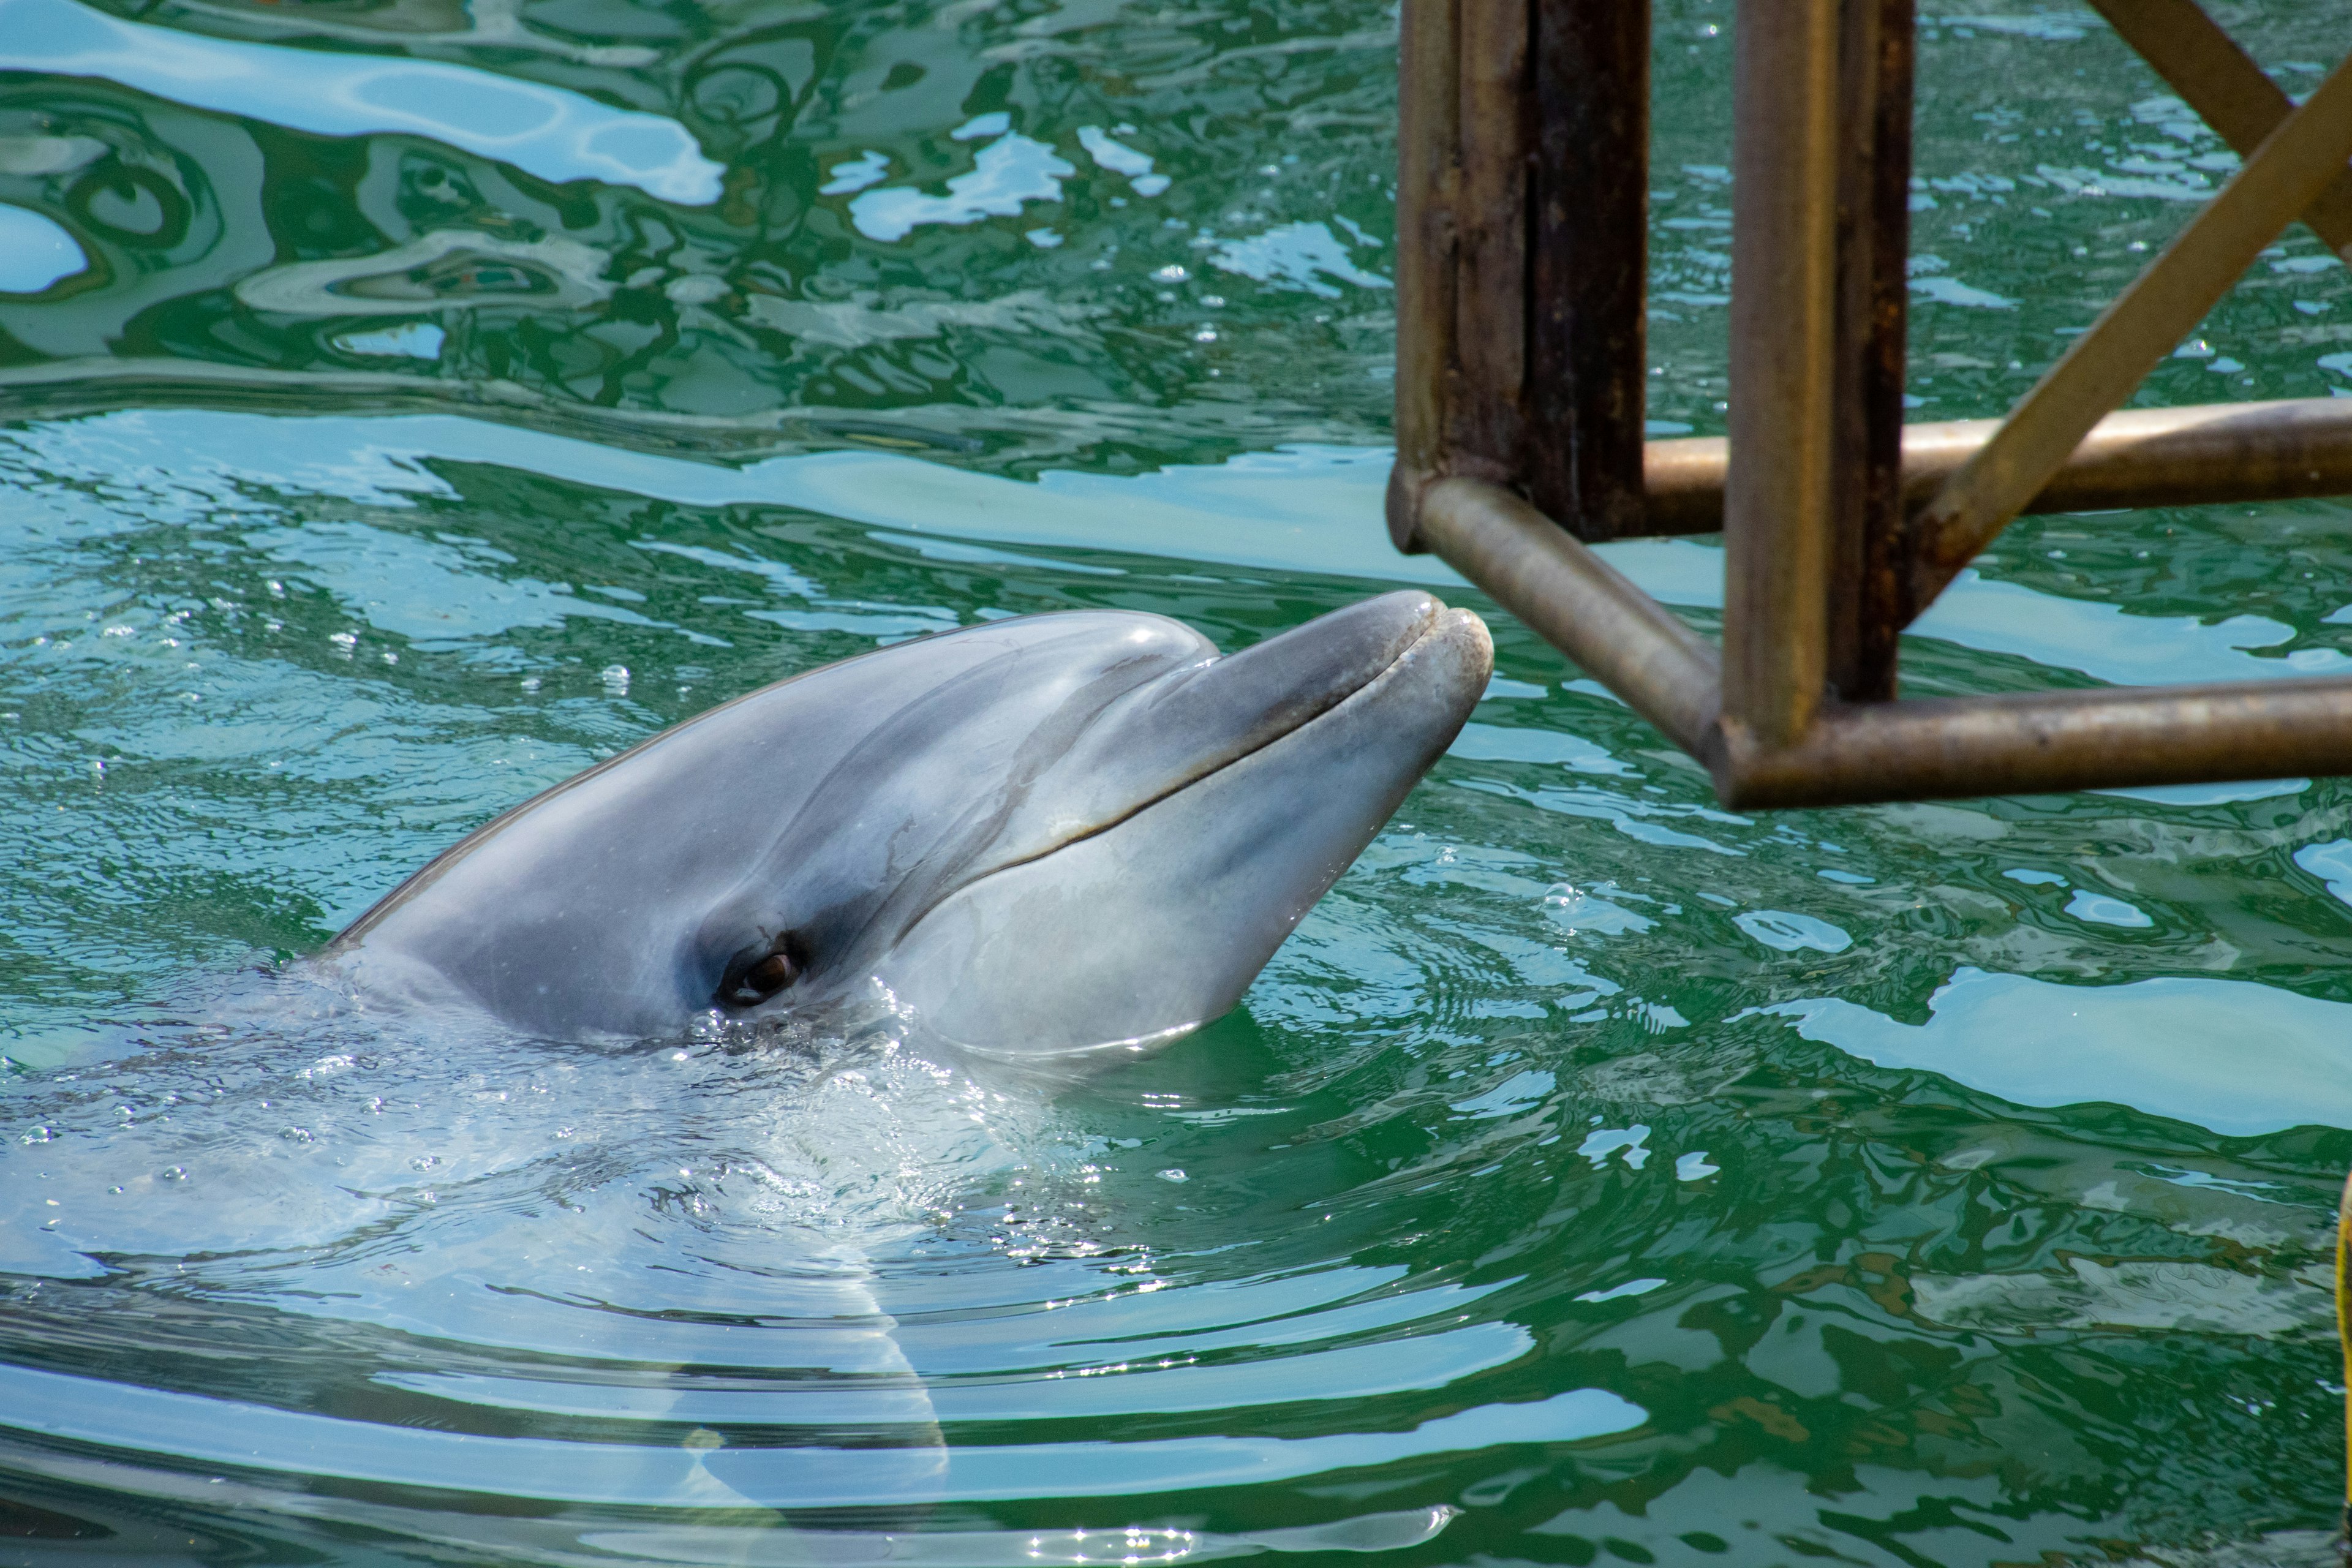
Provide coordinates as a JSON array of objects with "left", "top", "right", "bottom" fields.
[{"left": 6, "top": 2, "right": 2352, "bottom": 1564}]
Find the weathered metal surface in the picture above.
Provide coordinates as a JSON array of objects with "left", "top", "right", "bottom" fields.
[
  {"left": 2087, "top": 0, "right": 2352, "bottom": 259},
  {"left": 1525, "top": 0, "right": 1650, "bottom": 542},
  {"left": 1829, "top": 0, "right": 1915, "bottom": 702},
  {"left": 1416, "top": 477, "right": 2352, "bottom": 809},
  {"left": 1393, "top": 0, "right": 2352, "bottom": 812},
  {"left": 1418, "top": 478, "right": 1719, "bottom": 753},
  {"left": 1386, "top": 0, "right": 1460, "bottom": 552},
  {"left": 1712, "top": 679, "right": 2352, "bottom": 809},
  {"left": 1450, "top": 0, "right": 1531, "bottom": 488},
  {"left": 1910, "top": 50, "right": 2352, "bottom": 615},
  {"left": 1722, "top": 0, "right": 1843, "bottom": 750},
  {"left": 1639, "top": 397, "right": 2352, "bottom": 533}
]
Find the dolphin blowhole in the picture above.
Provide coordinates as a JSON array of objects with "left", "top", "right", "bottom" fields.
[{"left": 328, "top": 590, "right": 1491, "bottom": 1058}]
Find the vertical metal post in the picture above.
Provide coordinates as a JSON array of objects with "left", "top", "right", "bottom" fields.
[
  {"left": 1830, "top": 0, "right": 1916, "bottom": 702},
  {"left": 1724, "top": 0, "right": 1843, "bottom": 748},
  {"left": 1449, "top": 0, "right": 1532, "bottom": 489},
  {"left": 1387, "top": 0, "right": 1462, "bottom": 551},
  {"left": 1526, "top": 0, "right": 1651, "bottom": 543}
]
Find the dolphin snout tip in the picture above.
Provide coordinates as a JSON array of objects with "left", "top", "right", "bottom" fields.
[
  {"left": 1434, "top": 602, "right": 1490, "bottom": 652},
  {"left": 1419, "top": 602, "right": 1494, "bottom": 690}
]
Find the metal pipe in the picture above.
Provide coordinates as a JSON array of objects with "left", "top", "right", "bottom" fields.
[
  {"left": 1385, "top": 0, "right": 1461, "bottom": 552},
  {"left": 1417, "top": 477, "right": 1722, "bottom": 755},
  {"left": 1638, "top": 397, "right": 2352, "bottom": 535},
  {"left": 1526, "top": 0, "right": 1651, "bottom": 543},
  {"left": 1910, "top": 50, "right": 2352, "bottom": 614},
  {"left": 1450, "top": 0, "right": 1531, "bottom": 485},
  {"left": 1723, "top": 0, "right": 1843, "bottom": 748},
  {"left": 2086, "top": 0, "right": 2352, "bottom": 260},
  {"left": 1827, "top": 0, "right": 1915, "bottom": 701},
  {"left": 1713, "top": 676, "right": 2352, "bottom": 809}
]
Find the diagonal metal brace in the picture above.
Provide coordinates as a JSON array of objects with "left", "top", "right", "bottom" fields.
[
  {"left": 2087, "top": 0, "right": 2352, "bottom": 258},
  {"left": 1907, "top": 47, "right": 2352, "bottom": 617}
]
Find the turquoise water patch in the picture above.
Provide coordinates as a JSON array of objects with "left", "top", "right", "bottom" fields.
[
  {"left": 1207, "top": 221, "right": 1392, "bottom": 298},
  {"left": 0, "top": 203, "right": 86, "bottom": 293},
  {"left": 2295, "top": 839, "right": 2352, "bottom": 905},
  {"left": 0, "top": 0, "right": 721, "bottom": 202},
  {"left": 2065, "top": 889, "right": 2154, "bottom": 929},
  {"left": 849, "top": 134, "right": 1077, "bottom": 243},
  {"left": 1735, "top": 909, "right": 1853, "bottom": 954},
  {"left": 1767, "top": 967, "right": 2352, "bottom": 1135},
  {"left": 329, "top": 322, "right": 446, "bottom": 360},
  {"left": 3, "top": 1, "right": 2351, "bottom": 1559}
]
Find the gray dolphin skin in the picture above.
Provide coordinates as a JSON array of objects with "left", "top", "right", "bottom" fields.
[{"left": 327, "top": 590, "right": 1491, "bottom": 1056}]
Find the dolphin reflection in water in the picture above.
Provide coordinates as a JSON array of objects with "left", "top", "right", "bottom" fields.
[{"left": 327, "top": 589, "right": 1492, "bottom": 1060}]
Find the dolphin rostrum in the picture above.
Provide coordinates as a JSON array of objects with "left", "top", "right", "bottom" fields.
[{"left": 327, "top": 590, "right": 1491, "bottom": 1056}]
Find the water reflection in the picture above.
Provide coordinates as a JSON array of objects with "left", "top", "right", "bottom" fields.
[
  {"left": 3, "top": 0, "right": 2352, "bottom": 1561},
  {"left": 1, "top": 0, "right": 720, "bottom": 202}
]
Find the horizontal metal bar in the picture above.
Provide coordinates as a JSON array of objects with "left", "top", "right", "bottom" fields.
[
  {"left": 1409, "top": 478, "right": 2352, "bottom": 815},
  {"left": 1909, "top": 49, "right": 2352, "bottom": 611},
  {"left": 1714, "top": 677, "right": 2352, "bottom": 809},
  {"left": 1639, "top": 396, "right": 2352, "bottom": 535},
  {"left": 1415, "top": 477, "right": 1721, "bottom": 753}
]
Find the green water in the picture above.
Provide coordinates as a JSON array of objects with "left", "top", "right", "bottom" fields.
[{"left": 6, "top": 2, "right": 2352, "bottom": 1564}]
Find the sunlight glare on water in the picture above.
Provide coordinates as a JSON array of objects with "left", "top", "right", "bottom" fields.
[{"left": 3, "top": 2, "right": 2352, "bottom": 1565}]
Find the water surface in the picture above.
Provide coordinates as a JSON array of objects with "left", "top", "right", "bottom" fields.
[{"left": 5, "top": 3, "right": 2352, "bottom": 1565}]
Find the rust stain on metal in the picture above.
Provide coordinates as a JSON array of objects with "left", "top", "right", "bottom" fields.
[{"left": 1392, "top": 0, "right": 2352, "bottom": 809}]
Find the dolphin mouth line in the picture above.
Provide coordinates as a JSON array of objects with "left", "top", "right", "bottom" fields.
[{"left": 880, "top": 600, "right": 1463, "bottom": 950}]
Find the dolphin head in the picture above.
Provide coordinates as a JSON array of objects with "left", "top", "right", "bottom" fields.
[{"left": 330, "top": 591, "right": 1491, "bottom": 1057}]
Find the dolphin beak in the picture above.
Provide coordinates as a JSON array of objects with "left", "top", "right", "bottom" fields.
[
  {"left": 1144, "top": 589, "right": 1453, "bottom": 752},
  {"left": 879, "top": 592, "right": 1493, "bottom": 1058},
  {"left": 1014, "top": 591, "right": 1469, "bottom": 843}
]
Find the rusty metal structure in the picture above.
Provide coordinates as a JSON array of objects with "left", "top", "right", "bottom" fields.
[{"left": 1389, "top": 0, "right": 2352, "bottom": 808}]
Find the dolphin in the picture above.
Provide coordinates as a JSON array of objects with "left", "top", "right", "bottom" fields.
[{"left": 326, "top": 589, "right": 1491, "bottom": 1056}]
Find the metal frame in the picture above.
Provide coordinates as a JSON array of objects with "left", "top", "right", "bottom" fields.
[{"left": 1390, "top": 0, "right": 2352, "bottom": 809}]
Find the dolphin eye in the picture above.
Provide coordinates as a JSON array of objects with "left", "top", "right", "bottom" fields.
[{"left": 717, "top": 937, "right": 802, "bottom": 1009}]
